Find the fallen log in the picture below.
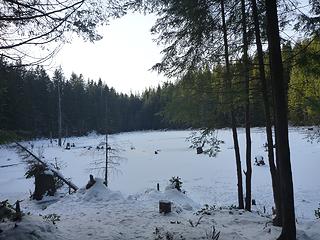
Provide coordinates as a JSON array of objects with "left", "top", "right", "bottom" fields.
[{"left": 15, "top": 142, "right": 78, "bottom": 192}]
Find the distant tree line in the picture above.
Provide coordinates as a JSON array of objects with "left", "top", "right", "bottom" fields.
[
  {"left": 0, "top": 61, "right": 182, "bottom": 140},
  {"left": 0, "top": 36, "right": 318, "bottom": 140},
  {"left": 0, "top": 35, "right": 319, "bottom": 139}
]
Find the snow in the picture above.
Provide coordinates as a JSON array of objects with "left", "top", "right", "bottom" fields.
[
  {"left": 43, "top": 170, "right": 54, "bottom": 176},
  {"left": 0, "top": 128, "right": 320, "bottom": 239},
  {"left": 0, "top": 215, "right": 60, "bottom": 240},
  {"left": 78, "top": 178, "right": 124, "bottom": 202}
]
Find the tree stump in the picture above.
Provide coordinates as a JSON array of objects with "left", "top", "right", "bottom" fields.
[
  {"left": 14, "top": 201, "right": 22, "bottom": 221},
  {"left": 33, "top": 173, "right": 56, "bottom": 200},
  {"left": 255, "top": 156, "right": 265, "bottom": 166},
  {"left": 196, "top": 147, "right": 203, "bottom": 154},
  {"left": 159, "top": 200, "right": 171, "bottom": 214},
  {"left": 86, "top": 174, "right": 96, "bottom": 189}
]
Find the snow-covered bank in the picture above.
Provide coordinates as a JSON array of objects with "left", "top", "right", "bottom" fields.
[{"left": 1, "top": 178, "right": 319, "bottom": 240}]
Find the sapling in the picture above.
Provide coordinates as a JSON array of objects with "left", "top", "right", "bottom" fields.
[
  {"left": 187, "top": 129, "right": 224, "bottom": 157},
  {"left": 87, "top": 138, "right": 125, "bottom": 187},
  {"left": 315, "top": 205, "right": 320, "bottom": 219},
  {"left": 169, "top": 176, "right": 183, "bottom": 192}
]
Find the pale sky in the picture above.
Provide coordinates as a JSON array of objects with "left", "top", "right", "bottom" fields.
[
  {"left": 52, "top": 1, "right": 311, "bottom": 94},
  {"left": 53, "top": 13, "right": 168, "bottom": 94}
]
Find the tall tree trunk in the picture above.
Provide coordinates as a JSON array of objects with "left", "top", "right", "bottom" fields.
[
  {"left": 57, "top": 80, "right": 62, "bottom": 147},
  {"left": 241, "top": 0, "right": 252, "bottom": 212},
  {"left": 250, "top": 0, "right": 282, "bottom": 226},
  {"left": 265, "top": 0, "right": 296, "bottom": 239},
  {"left": 221, "top": 0, "right": 244, "bottom": 209}
]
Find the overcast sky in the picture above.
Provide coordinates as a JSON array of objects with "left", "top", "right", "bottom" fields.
[
  {"left": 52, "top": 1, "right": 311, "bottom": 94},
  {"left": 53, "top": 13, "right": 167, "bottom": 94}
]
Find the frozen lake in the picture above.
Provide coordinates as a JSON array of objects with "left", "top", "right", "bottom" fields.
[{"left": 1, "top": 127, "right": 319, "bottom": 220}]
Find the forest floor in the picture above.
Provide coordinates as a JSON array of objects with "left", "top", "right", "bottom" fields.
[{"left": 0, "top": 128, "right": 319, "bottom": 239}]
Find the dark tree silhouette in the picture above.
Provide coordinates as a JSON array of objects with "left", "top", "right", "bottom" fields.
[
  {"left": 265, "top": 0, "right": 296, "bottom": 238},
  {"left": 250, "top": 0, "right": 282, "bottom": 226}
]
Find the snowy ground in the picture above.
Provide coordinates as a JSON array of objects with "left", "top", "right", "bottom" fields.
[{"left": 0, "top": 128, "right": 319, "bottom": 239}]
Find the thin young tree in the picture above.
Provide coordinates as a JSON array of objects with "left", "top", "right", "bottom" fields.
[
  {"left": 105, "top": 92, "right": 109, "bottom": 187},
  {"left": 52, "top": 68, "right": 64, "bottom": 147},
  {"left": 240, "top": 0, "right": 252, "bottom": 212},
  {"left": 220, "top": 0, "right": 244, "bottom": 209},
  {"left": 58, "top": 78, "right": 62, "bottom": 147}
]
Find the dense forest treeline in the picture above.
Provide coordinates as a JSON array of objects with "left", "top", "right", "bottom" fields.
[
  {"left": 0, "top": 62, "right": 180, "bottom": 140},
  {"left": 0, "top": 36, "right": 319, "bottom": 141},
  {"left": 162, "top": 37, "right": 320, "bottom": 128}
]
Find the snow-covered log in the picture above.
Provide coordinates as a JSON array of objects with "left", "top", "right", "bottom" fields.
[{"left": 15, "top": 142, "right": 78, "bottom": 192}]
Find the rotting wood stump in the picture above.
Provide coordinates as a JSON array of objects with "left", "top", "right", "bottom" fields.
[
  {"left": 159, "top": 200, "right": 171, "bottom": 214},
  {"left": 33, "top": 173, "right": 56, "bottom": 200}
]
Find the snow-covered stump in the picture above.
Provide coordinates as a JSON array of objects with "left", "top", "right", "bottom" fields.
[
  {"left": 159, "top": 200, "right": 171, "bottom": 214},
  {"left": 65, "top": 143, "right": 71, "bottom": 150},
  {"left": 33, "top": 172, "right": 56, "bottom": 200},
  {"left": 86, "top": 175, "right": 96, "bottom": 189}
]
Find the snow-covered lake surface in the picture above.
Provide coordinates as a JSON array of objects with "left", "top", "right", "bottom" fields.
[
  {"left": 1, "top": 127, "right": 319, "bottom": 219},
  {"left": 0, "top": 128, "right": 320, "bottom": 239}
]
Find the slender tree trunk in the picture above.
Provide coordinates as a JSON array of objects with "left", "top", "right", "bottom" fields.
[
  {"left": 105, "top": 95, "right": 108, "bottom": 187},
  {"left": 241, "top": 0, "right": 252, "bottom": 212},
  {"left": 250, "top": 0, "right": 282, "bottom": 225},
  {"left": 57, "top": 80, "right": 62, "bottom": 147},
  {"left": 105, "top": 132, "right": 108, "bottom": 187},
  {"left": 220, "top": 0, "right": 244, "bottom": 209},
  {"left": 265, "top": 0, "right": 296, "bottom": 239}
]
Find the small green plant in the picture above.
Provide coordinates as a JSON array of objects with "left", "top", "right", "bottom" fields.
[
  {"left": 153, "top": 227, "right": 185, "bottom": 240},
  {"left": 196, "top": 204, "right": 216, "bottom": 216},
  {"left": 42, "top": 213, "right": 60, "bottom": 224},
  {"left": 169, "top": 176, "right": 183, "bottom": 192},
  {"left": 315, "top": 205, "right": 320, "bottom": 219}
]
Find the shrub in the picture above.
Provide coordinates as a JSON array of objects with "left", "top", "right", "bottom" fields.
[
  {"left": 169, "top": 176, "right": 183, "bottom": 192},
  {"left": 315, "top": 205, "right": 320, "bottom": 219}
]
